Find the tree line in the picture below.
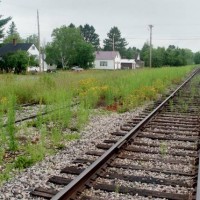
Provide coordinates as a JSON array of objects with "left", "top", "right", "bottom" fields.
[{"left": 1, "top": 8, "right": 200, "bottom": 73}]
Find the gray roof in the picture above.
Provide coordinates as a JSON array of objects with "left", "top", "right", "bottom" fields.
[
  {"left": 0, "top": 43, "right": 34, "bottom": 56},
  {"left": 95, "top": 51, "right": 120, "bottom": 60}
]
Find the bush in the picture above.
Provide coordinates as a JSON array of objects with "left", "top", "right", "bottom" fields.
[{"left": 0, "top": 50, "right": 38, "bottom": 74}]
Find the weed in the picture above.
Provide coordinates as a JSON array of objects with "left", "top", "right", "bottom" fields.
[
  {"left": 0, "top": 163, "right": 13, "bottom": 184},
  {"left": 0, "top": 148, "right": 5, "bottom": 164},
  {"left": 64, "top": 133, "right": 80, "bottom": 141},
  {"left": 160, "top": 142, "right": 167, "bottom": 156},
  {"left": 115, "top": 184, "right": 120, "bottom": 193},
  {"left": 14, "top": 155, "right": 34, "bottom": 169},
  {"left": 26, "top": 120, "right": 38, "bottom": 128},
  {"left": 55, "top": 143, "right": 66, "bottom": 150},
  {"left": 50, "top": 128, "right": 63, "bottom": 146},
  {"left": 27, "top": 143, "right": 48, "bottom": 163},
  {"left": 6, "top": 95, "right": 18, "bottom": 151},
  {"left": 76, "top": 103, "right": 90, "bottom": 129},
  {"left": 169, "top": 99, "right": 174, "bottom": 112}
]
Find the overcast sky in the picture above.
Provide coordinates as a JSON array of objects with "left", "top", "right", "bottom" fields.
[{"left": 1, "top": 0, "right": 200, "bottom": 52}]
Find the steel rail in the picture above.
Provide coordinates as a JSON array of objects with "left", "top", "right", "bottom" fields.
[
  {"left": 197, "top": 151, "right": 200, "bottom": 200},
  {"left": 2, "top": 102, "right": 79, "bottom": 127},
  {"left": 51, "top": 68, "right": 200, "bottom": 200}
]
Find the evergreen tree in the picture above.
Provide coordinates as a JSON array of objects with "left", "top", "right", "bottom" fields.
[
  {"left": 7, "top": 21, "right": 17, "bottom": 35},
  {"left": 103, "top": 26, "right": 128, "bottom": 57},
  {"left": 79, "top": 24, "right": 100, "bottom": 50},
  {"left": 0, "top": 4, "right": 11, "bottom": 39},
  {"left": 3, "top": 21, "right": 23, "bottom": 43},
  {"left": 68, "top": 23, "right": 76, "bottom": 28}
]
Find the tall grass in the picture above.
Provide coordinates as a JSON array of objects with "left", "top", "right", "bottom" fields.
[
  {"left": 0, "top": 66, "right": 194, "bottom": 106},
  {"left": 0, "top": 66, "right": 197, "bottom": 184},
  {"left": 0, "top": 66, "right": 196, "bottom": 126},
  {"left": 6, "top": 95, "right": 18, "bottom": 151}
]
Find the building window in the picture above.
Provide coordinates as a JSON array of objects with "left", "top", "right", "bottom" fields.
[
  {"left": 32, "top": 45, "right": 35, "bottom": 50},
  {"left": 100, "top": 61, "right": 107, "bottom": 66}
]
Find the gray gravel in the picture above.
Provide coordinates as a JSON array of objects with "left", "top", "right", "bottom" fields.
[
  {"left": 0, "top": 105, "right": 146, "bottom": 200},
  {"left": 83, "top": 188, "right": 167, "bottom": 200}
]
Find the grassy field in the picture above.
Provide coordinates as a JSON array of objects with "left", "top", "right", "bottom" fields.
[
  {"left": 0, "top": 66, "right": 196, "bottom": 184},
  {"left": 0, "top": 66, "right": 195, "bottom": 106}
]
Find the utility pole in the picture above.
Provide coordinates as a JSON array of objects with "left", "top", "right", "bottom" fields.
[
  {"left": 37, "top": 10, "right": 41, "bottom": 72},
  {"left": 112, "top": 34, "right": 115, "bottom": 51},
  {"left": 149, "top": 25, "right": 153, "bottom": 68}
]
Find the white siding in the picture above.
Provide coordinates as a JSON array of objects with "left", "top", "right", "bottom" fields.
[
  {"left": 27, "top": 44, "right": 39, "bottom": 56},
  {"left": 94, "top": 60, "right": 116, "bottom": 69},
  {"left": 27, "top": 45, "right": 56, "bottom": 72},
  {"left": 94, "top": 54, "right": 121, "bottom": 70},
  {"left": 114, "top": 55, "right": 121, "bottom": 69}
]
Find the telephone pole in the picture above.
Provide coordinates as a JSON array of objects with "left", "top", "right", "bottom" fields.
[
  {"left": 37, "top": 10, "right": 41, "bottom": 72},
  {"left": 149, "top": 25, "right": 153, "bottom": 68},
  {"left": 112, "top": 34, "right": 115, "bottom": 51}
]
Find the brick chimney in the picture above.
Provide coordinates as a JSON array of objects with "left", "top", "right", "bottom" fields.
[{"left": 13, "top": 38, "right": 16, "bottom": 46}]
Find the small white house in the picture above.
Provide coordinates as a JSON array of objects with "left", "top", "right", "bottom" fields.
[{"left": 94, "top": 51, "right": 121, "bottom": 70}]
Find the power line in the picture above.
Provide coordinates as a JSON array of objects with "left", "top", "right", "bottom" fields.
[{"left": 126, "top": 37, "right": 200, "bottom": 41}]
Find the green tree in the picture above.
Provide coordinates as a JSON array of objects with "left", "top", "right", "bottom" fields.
[
  {"left": 3, "top": 33, "right": 23, "bottom": 43},
  {"left": 7, "top": 21, "right": 17, "bottom": 35},
  {"left": 141, "top": 43, "right": 194, "bottom": 67},
  {"left": 3, "top": 21, "right": 23, "bottom": 43},
  {"left": 165, "top": 45, "right": 176, "bottom": 66},
  {"left": 79, "top": 24, "right": 100, "bottom": 50},
  {"left": 184, "top": 49, "right": 194, "bottom": 65},
  {"left": 141, "top": 43, "right": 166, "bottom": 67},
  {"left": 124, "top": 47, "right": 140, "bottom": 59},
  {"left": 0, "top": 53, "right": 13, "bottom": 72},
  {"left": 194, "top": 52, "right": 200, "bottom": 64},
  {"left": 25, "top": 34, "right": 39, "bottom": 48},
  {"left": 0, "top": 5, "right": 11, "bottom": 39},
  {"left": 165, "top": 46, "right": 188, "bottom": 66},
  {"left": 45, "top": 25, "right": 94, "bottom": 69},
  {"left": 140, "top": 42, "right": 150, "bottom": 67},
  {"left": 10, "top": 51, "right": 29, "bottom": 73},
  {"left": 75, "top": 42, "right": 95, "bottom": 68},
  {"left": 0, "top": 51, "right": 36, "bottom": 73},
  {"left": 45, "top": 42, "right": 60, "bottom": 66},
  {"left": 103, "top": 26, "right": 128, "bottom": 57},
  {"left": 68, "top": 23, "right": 76, "bottom": 28},
  {"left": 152, "top": 47, "right": 166, "bottom": 67}
]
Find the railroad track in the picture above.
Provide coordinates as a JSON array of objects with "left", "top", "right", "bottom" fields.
[
  {"left": 3, "top": 102, "right": 78, "bottom": 126},
  {"left": 31, "top": 68, "right": 200, "bottom": 200},
  {"left": 1, "top": 102, "right": 46, "bottom": 127}
]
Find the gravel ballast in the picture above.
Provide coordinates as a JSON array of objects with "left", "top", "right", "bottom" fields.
[{"left": 0, "top": 105, "right": 146, "bottom": 200}]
